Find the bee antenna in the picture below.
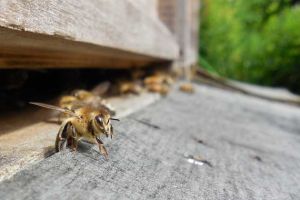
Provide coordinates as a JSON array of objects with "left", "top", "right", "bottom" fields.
[{"left": 110, "top": 118, "right": 120, "bottom": 121}]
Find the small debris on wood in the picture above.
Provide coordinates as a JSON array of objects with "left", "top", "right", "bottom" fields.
[
  {"left": 184, "top": 154, "right": 213, "bottom": 167},
  {"left": 179, "top": 83, "right": 195, "bottom": 93},
  {"left": 191, "top": 136, "right": 205, "bottom": 144},
  {"left": 252, "top": 155, "right": 263, "bottom": 162},
  {"left": 132, "top": 118, "right": 161, "bottom": 129}
]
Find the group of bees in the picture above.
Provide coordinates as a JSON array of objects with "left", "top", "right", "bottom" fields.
[{"left": 31, "top": 69, "right": 195, "bottom": 159}]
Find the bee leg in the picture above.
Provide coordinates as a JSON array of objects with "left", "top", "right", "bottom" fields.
[
  {"left": 110, "top": 125, "right": 114, "bottom": 139},
  {"left": 70, "top": 125, "right": 78, "bottom": 151},
  {"left": 96, "top": 137, "right": 108, "bottom": 160},
  {"left": 55, "top": 121, "right": 72, "bottom": 152}
]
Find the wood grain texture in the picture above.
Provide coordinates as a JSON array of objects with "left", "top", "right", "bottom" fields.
[
  {"left": 0, "top": 27, "right": 167, "bottom": 68},
  {"left": 157, "top": 0, "right": 199, "bottom": 67},
  {"left": 1, "top": 84, "right": 300, "bottom": 199},
  {"left": 0, "top": 0, "right": 179, "bottom": 68}
]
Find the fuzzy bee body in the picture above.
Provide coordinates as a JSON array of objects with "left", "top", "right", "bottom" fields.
[{"left": 30, "top": 102, "right": 118, "bottom": 159}]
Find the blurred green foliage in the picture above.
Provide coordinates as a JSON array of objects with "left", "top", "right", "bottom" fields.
[{"left": 200, "top": 0, "right": 300, "bottom": 93}]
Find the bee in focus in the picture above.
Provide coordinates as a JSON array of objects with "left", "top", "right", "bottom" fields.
[{"left": 30, "top": 102, "right": 119, "bottom": 159}]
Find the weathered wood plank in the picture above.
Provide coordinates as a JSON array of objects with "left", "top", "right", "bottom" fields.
[
  {"left": 0, "top": 0, "right": 179, "bottom": 68},
  {"left": 195, "top": 68, "right": 300, "bottom": 105},
  {"left": 1, "top": 84, "right": 300, "bottom": 199},
  {"left": 157, "top": 0, "right": 199, "bottom": 67}
]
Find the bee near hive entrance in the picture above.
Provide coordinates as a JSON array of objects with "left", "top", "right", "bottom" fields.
[
  {"left": 30, "top": 102, "right": 119, "bottom": 159},
  {"left": 0, "top": 66, "right": 181, "bottom": 160}
]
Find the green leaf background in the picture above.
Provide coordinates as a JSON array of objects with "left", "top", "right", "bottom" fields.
[{"left": 200, "top": 0, "right": 300, "bottom": 93}]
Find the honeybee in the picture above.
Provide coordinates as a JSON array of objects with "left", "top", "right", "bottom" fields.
[
  {"left": 146, "top": 83, "right": 169, "bottom": 96},
  {"left": 179, "top": 83, "right": 195, "bottom": 93},
  {"left": 144, "top": 75, "right": 164, "bottom": 85},
  {"left": 118, "top": 80, "right": 143, "bottom": 95},
  {"left": 30, "top": 102, "right": 119, "bottom": 159},
  {"left": 144, "top": 72, "right": 174, "bottom": 95},
  {"left": 144, "top": 73, "right": 174, "bottom": 86}
]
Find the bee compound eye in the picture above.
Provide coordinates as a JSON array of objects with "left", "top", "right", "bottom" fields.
[{"left": 96, "top": 116, "right": 103, "bottom": 124}]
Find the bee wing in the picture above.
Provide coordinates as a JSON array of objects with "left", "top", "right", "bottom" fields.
[
  {"left": 69, "top": 100, "right": 88, "bottom": 110},
  {"left": 91, "top": 81, "right": 111, "bottom": 96},
  {"left": 29, "top": 102, "right": 79, "bottom": 118}
]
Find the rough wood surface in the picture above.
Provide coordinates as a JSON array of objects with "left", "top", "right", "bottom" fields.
[
  {"left": 0, "top": 0, "right": 178, "bottom": 68},
  {"left": 1, "top": 84, "right": 300, "bottom": 199},
  {"left": 195, "top": 68, "right": 300, "bottom": 105}
]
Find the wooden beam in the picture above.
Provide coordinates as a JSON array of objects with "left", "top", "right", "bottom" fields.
[{"left": 0, "top": 0, "right": 179, "bottom": 68}]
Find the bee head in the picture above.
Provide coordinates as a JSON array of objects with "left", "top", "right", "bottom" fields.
[
  {"left": 94, "top": 113, "right": 119, "bottom": 138},
  {"left": 95, "top": 113, "right": 108, "bottom": 129}
]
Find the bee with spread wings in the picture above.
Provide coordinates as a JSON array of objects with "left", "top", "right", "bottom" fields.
[{"left": 30, "top": 102, "right": 119, "bottom": 159}]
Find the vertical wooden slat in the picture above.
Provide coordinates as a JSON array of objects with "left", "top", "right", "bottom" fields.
[{"left": 157, "top": 0, "right": 199, "bottom": 68}]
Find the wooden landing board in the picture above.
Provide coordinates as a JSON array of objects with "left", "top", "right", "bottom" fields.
[
  {"left": 0, "top": 0, "right": 179, "bottom": 68},
  {"left": 1, "top": 84, "right": 300, "bottom": 199},
  {"left": 0, "top": 92, "right": 160, "bottom": 181}
]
